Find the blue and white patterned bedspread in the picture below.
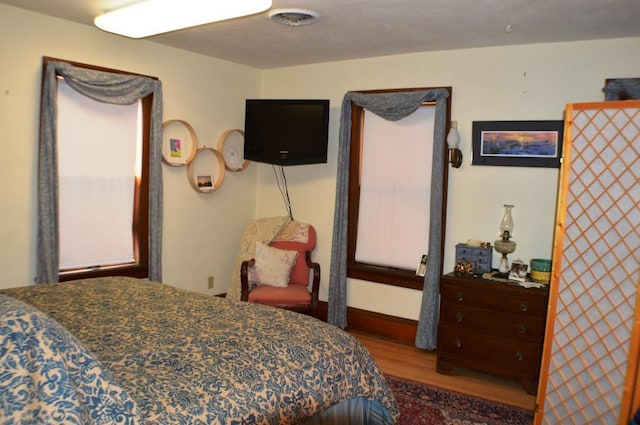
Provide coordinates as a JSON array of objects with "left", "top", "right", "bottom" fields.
[
  {"left": 0, "top": 293, "right": 144, "bottom": 424},
  {"left": 1, "top": 277, "right": 399, "bottom": 424}
]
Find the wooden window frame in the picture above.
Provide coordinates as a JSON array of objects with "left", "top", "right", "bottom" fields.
[
  {"left": 43, "top": 57, "right": 152, "bottom": 282},
  {"left": 346, "top": 87, "right": 451, "bottom": 290}
]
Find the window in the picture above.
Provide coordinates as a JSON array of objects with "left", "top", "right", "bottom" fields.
[
  {"left": 346, "top": 88, "right": 451, "bottom": 290},
  {"left": 44, "top": 58, "right": 152, "bottom": 281}
]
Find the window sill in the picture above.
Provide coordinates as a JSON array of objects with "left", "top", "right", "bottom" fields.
[
  {"left": 59, "top": 264, "right": 148, "bottom": 282},
  {"left": 347, "top": 264, "right": 424, "bottom": 290}
]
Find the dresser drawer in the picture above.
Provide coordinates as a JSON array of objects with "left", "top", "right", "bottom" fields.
[
  {"left": 437, "top": 274, "right": 549, "bottom": 394},
  {"left": 437, "top": 324, "right": 542, "bottom": 379},
  {"left": 440, "top": 301, "right": 545, "bottom": 342},
  {"left": 441, "top": 282, "right": 547, "bottom": 316}
]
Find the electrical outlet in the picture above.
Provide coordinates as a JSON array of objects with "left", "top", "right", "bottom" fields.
[{"left": 207, "top": 275, "right": 214, "bottom": 289}]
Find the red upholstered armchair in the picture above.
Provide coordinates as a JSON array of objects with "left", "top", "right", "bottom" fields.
[{"left": 240, "top": 222, "right": 320, "bottom": 315}]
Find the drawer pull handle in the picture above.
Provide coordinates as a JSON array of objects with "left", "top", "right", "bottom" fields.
[
  {"left": 457, "top": 291, "right": 465, "bottom": 302},
  {"left": 518, "top": 323, "right": 527, "bottom": 334},
  {"left": 520, "top": 301, "right": 529, "bottom": 312},
  {"left": 456, "top": 312, "right": 464, "bottom": 322},
  {"left": 454, "top": 338, "right": 462, "bottom": 348},
  {"left": 515, "top": 352, "right": 524, "bottom": 361}
]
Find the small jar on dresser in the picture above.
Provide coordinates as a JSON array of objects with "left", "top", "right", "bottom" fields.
[{"left": 436, "top": 272, "right": 549, "bottom": 394}]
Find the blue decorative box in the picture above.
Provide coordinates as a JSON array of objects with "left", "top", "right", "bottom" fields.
[{"left": 455, "top": 243, "right": 493, "bottom": 273}]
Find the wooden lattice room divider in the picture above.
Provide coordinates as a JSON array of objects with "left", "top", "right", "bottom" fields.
[{"left": 535, "top": 100, "right": 640, "bottom": 424}]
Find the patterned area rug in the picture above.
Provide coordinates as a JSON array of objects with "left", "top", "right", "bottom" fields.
[{"left": 385, "top": 374, "right": 534, "bottom": 425}]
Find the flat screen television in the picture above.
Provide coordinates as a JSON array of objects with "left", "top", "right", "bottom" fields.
[{"left": 244, "top": 99, "right": 329, "bottom": 166}]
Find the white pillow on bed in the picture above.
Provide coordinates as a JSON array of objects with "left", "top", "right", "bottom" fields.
[{"left": 249, "top": 242, "right": 298, "bottom": 287}]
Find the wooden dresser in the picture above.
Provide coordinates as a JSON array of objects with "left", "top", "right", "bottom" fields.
[{"left": 436, "top": 273, "right": 549, "bottom": 394}]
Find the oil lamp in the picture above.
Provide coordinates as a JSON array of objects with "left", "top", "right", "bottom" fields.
[{"left": 494, "top": 204, "right": 516, "bottom": 274}]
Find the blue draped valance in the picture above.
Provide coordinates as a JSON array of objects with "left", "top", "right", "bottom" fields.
[
  {"left": 37, "top": 61, "right": 163, "bottom": 283},
  {"left": 328, "top": 88, "right": 450, "bottom": 350}
]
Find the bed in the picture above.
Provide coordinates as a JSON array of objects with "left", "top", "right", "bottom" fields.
[{"left": 0, "top": 276, "right": 399, "bottom": 424}]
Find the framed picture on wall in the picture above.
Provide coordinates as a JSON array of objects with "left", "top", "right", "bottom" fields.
[
  {"left": 162, "top": 119, "right": 197, "bottom": 167},
  {"left": 196, "top": 175, "right": 213, "bottom": 189},
  {"left": 472, "top": 120, "right": 564, "bottom": 168}
]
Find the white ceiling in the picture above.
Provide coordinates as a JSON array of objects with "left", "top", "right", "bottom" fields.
[{"left": 3, "top": 0, "right": 640, "bottom": 69}]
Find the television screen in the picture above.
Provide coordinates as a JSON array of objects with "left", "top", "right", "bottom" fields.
[{"left": 244, "top": 99, "right": 329, "bottom": 166}]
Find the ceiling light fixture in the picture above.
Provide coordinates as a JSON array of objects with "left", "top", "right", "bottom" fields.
[
  {"left": 269, "top": 8, "right": 319, "bottom": 27},
  {"left": 95, "top": 0, "right": 273, "bottom": 38}
]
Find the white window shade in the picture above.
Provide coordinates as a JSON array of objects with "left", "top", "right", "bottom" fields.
[
  {"left": 57, "top": 79, "right": 140, "bottom": 269},
  {"left": 355, "top": 106, "right": 434, "bottom": 270}
]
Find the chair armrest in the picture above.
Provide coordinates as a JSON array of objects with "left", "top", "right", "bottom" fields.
[
  {"left": 240, "top": 258, "right": 255, "bottom": 301},
  {"left": 305, "top": 251, "right": 321, "bottom": 310}
]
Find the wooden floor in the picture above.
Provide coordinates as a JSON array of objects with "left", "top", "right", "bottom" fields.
[{"left": 350, "top": 330, "right": 536, "bottom": 411}]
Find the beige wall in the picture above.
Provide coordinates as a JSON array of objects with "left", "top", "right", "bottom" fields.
[
  {"left": 257, "top": 37, "right": 640, "bottom": 319},
  {"left": 0, "top": 4, "right": 262, "bottom": 293},
  {"left": 2, "top": 4, "right": 639, "bottom": 322}
]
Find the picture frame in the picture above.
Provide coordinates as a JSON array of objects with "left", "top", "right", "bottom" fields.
[
  {"left": 604, "top": 78, "right": 640, "bottom": 100},
  {"left": 162, "top": 119, "right": 197, "bottom": 167},
  {"left": 196, "top": 175, "right": 213, "bottom": 189},
  {"left": 186, "top": 147, "right": 226, "bottom": 194},
  {"left": 472, "top": 120, "right": 564, "bottom": 168},
  {"left": 415, "top": 254, "right": 428, "bottom": 277},
  {"left": 216, "top": 128, "right": 250, "bottom": 172},
  {"left": 170, "top": 138, "right": 182, "bottom": 157},
  {"left": 509, "top": 260, "right": 529, "bottom": 280}
]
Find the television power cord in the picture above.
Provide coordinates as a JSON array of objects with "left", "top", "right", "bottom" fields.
[{"left": 273, "top": 164, "right": 294, "bottom": 220}]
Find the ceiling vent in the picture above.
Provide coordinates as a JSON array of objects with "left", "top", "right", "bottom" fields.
[{"left": 269, "top": 8, "right": 319, "bottom": 26}]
